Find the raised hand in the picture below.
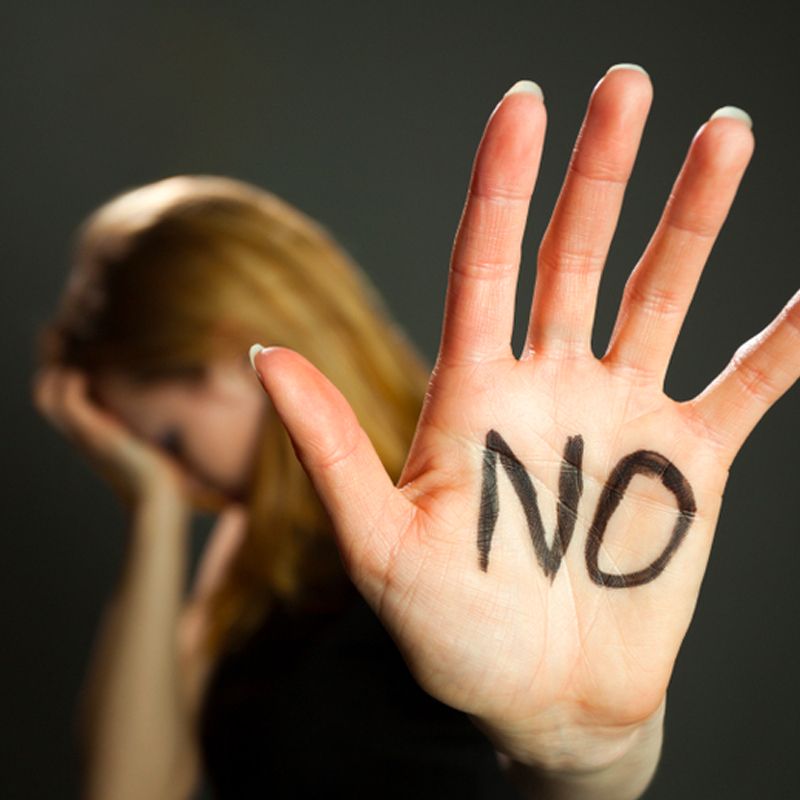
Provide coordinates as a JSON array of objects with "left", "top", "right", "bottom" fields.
[{"left": 249, "top": 66, "right": 799, "bottom": 778}]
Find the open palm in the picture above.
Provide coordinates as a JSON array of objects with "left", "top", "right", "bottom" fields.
[{"left": 251, "top": 67, "right": 799, "bottom": 765}]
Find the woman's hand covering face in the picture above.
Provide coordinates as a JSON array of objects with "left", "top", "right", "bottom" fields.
[
  {"left": 249, "top": 67, "right": 798, "bottom": 770},
  {"left": 31, "top": 366, "right": 227, "bottom": 512}
]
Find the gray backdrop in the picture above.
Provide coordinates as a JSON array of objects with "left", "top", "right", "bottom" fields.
[{"left": 3, "top": 1, "right": 798, "bottom": 797}]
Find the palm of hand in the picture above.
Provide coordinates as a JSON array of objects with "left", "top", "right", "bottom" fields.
[
  {"left": 378, "top": 355, "right": 722, "bottom": 732},
  {"left": 252, "top": 67, "right": 798, "bottom": 757}
]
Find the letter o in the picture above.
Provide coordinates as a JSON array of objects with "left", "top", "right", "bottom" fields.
[{"left": 585, "top": 450, "right": 696, "bottom": 588}]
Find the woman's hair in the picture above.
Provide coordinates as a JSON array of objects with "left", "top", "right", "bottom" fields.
[{"left": 35, "top": 174, "right": 431, "bottom": 657}]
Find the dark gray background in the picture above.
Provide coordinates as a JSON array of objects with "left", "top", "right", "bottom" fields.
[{"left": 3, "top": 1, "right": 798, "bottom": 797}]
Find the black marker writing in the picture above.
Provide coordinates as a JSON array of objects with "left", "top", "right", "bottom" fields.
[
  {"left": 477, "top": 429, "right": 696, "bottom": 588},
  {"left": 584, "top": 450, "right": 696, "bottom": 588},
  {"left": 478, "top": 429, "right": 584, "bottom": 579}
]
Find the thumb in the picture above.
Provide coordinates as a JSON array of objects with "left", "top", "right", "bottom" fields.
[{"left": 249, "top": 344, "right": 413, "bottom": 595}]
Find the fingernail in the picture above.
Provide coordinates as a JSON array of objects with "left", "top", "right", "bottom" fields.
[
  {"left": 708, "top": 105, "right": 753, "bottom": 129},
  {"left": 504, "top": 80, "right": 544, "bottom": 102},
  {"left": 249, "top": 343, "right": 264, "bottom": 371},
  {"left": 606, "top": 63, "right": 649, "bottom": 77}
]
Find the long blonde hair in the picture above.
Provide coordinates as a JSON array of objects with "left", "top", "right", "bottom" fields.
[{"left": 36, "top": 175, "right": 430, "bottom": 657}]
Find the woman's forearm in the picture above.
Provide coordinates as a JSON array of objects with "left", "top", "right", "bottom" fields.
[{"left": 78, "top": 492, "right": 198, "bottom": 800}]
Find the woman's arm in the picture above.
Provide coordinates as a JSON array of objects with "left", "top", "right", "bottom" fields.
[
  {"left": 32, "top": 367, "right": 215, "bottom": 800},
  {"left": 77, "top": 490, "right": 199, "bottom": 800},
  {"left": 79, "top": 497, "right": 247, "bottom": 800}
]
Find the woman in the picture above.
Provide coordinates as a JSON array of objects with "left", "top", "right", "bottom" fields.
[
  {"left": 31, "top": 171, "right": 443, "bottom": 796},
  {"left": 32, "top": 64, "right": 798, "bottom": 800}
]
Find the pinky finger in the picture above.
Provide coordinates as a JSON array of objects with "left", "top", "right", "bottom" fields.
[{"left": 685, "top": 287, "right": 800, "bottom": 462}]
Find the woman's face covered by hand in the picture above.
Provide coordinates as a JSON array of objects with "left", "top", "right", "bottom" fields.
[{"left": 91, "top": 353, "right": 268, "bottom": 504}]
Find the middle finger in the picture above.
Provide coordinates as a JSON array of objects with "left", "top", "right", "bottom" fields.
[{"left": 524, "top": 64, "right": 653, "bottom": 360}]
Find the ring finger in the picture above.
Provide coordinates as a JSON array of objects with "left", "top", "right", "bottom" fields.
[
  {"left": 525, "top": 64, "right": 653, "bottom": 359},
  {"left": 603, "top": 109, "right": 755, "bottom": 385}
]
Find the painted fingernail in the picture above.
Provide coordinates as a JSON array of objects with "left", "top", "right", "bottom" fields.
[
  {"left": 249, "top": 343, "right": 264, "bottom": 371},
  {"left": 504, "top": 80, "right": 544, "bottom": 101},
  {"left": 708, "top": 106, "right": 753, "bottom": 129},
  {"left": 606, "top": 63, "right": 649, "bottom": 77}
]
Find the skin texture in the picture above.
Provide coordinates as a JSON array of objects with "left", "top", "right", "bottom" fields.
[{"left": 248, "top": 66, "right": 799, "bottom": 799}]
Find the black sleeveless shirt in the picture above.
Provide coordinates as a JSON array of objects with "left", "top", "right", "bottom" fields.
[{"left": 198, "top": 582, "right": 526, "bottom": 798}]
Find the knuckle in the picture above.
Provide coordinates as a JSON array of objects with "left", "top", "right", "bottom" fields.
[
  {"left": 567, "top": 155, "right": 629, "bottom": 187},
  {"left": 730, "top": 350, "right": 780, "bottom": 404},
  {"left": 311, "top": 427, "right": 361, "bottom": 473},
  {"left": 468, "top": 182, "right": 532, "bottom": 205},
  {"left": 451, "top": 256, "right": 518, "bottom": 281},
  {"left": 680, "top": 400, "right": 733, "bottom": 459},
  {"left": 531, "top": 337, "right": 594, "bottom": 361},
  {"left": 624, "top": 277, "right": 686, "bottom": 319},
  {"left": 663, "top": 200, "right": 719, "bottom": 239},
  {"left": 602, "top": 352, "right": 661, "bottom": 386},
  {"left": 537, "top": 240, "right": 606, "bottom": 276}
]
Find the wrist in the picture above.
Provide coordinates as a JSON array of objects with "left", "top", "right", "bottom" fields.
[
  {"left": 471, "top": 695, "right": 666, "bottom": 776},
  {"left": 129, "top": 486, "right": 193, "bottom": 534},
  {"left": 473, "top": 699, "right": 665, "bottom": 800}
]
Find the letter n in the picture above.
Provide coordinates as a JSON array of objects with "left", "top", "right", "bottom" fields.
[{"left": 477, "top": 429, "right": 584, "bottom": 579}]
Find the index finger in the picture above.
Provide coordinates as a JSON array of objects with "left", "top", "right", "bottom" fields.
[{"left": 437, "top": 80, "right": 547, "bottom": 368}]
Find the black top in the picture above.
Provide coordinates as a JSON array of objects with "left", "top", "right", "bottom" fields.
[{"left": 198, "top": 583, "right": 526, "bottom": 799}]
